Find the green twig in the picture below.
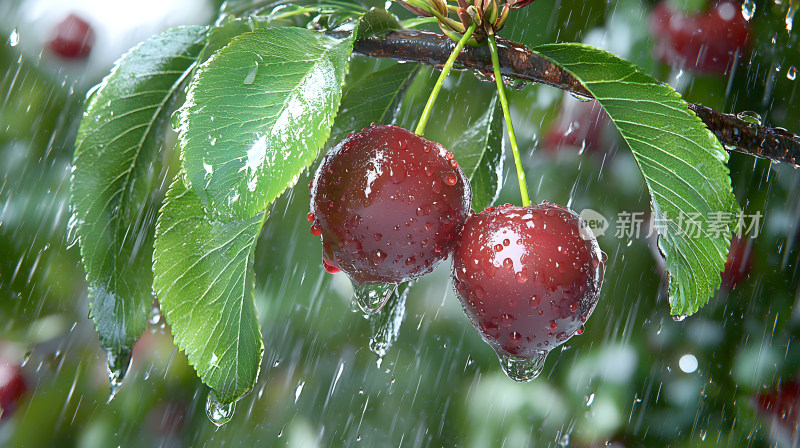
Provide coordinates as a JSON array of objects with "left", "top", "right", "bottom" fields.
[
  {"left": 414, "top": 23, "right": 478, "bottom": 136},
  {"left": 487, "top": 34, "right": 530, "bottom": 207}
]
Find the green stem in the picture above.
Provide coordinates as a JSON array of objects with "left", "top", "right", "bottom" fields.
[
  {"left": 414, "top": 23, "right": 477, "bottom": 136},
  {"left": 487, "top": 34, "right": 530, "bottom": 207}
]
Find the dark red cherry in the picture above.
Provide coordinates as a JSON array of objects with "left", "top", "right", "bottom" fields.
[
  {"left": 48, "top": 13, "right": 95, "bottom": 59},
  {"left": 0, "top": 362, "right": 26, "bottom": 420},
  {"left": 649, "top": 1, "right": 750, "bottom": 74},
  {"left": 452, "top": 202, "right": 604, "bottom": 381},
  {"left": 753, "top": 381, "right": 800, "bottom": 445},
  {"left": 310, "top": 124, "right": 471, "bottom": 312},
  {"left": 721, "top": 235, "right": 752, "bottom": 289}
]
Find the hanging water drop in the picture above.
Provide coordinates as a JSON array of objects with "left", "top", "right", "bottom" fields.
[
  {"left": 369, "top": 282, "right": 411, "bottom": 363},
  {"left": 495, "top": 349, "right": 548, "bottom": 382},
  {"left": 244, "top": 63, "right": 258, "bottom": 85},
  {"left": 672, "top": 314, "right": 687, "bottom": 322},
  {"left": 352, "top": 281, "right": 397, "bottom": 314},
  {"left": 741, "top": 0, "right": 756, "bottom": 21},
  {"left": 206, "top": 390, "right": 236, "bottom": 426},
  {"left": 148, "top": 304, "right": 161, "bottom": 326},
  {"left": 8, "top": 29, "right": 19, "bottom": 47},
  {"left": 736, "top": 110, "right": 762, "bottom": 125},
  {"left": 787, "top": 66, "right": 797, "bottom": 81},
  {"left": 106, "top": 347, "right": 133, "bottom": 402}
]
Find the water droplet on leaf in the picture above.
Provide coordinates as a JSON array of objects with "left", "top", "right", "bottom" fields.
[
  {"left": 736, "top": 110, "right": 762, "bottom": 125},
  {"left": 244, "top": 63, "right": 258, "bottom": 85},
  {"left": 206, "top": 390, "right": 235, "bottom": 426}
]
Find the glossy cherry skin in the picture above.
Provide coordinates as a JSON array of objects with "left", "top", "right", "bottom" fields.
[
  {"left": 649, "top": 1, "right": 750, "bottom": 74},
  {"left": 0, "top": 363, "right": 26, "bottom": 420},
  {"left": 48, "top": 13, "right": 95, "bottom": 59},
  {"left": 309, "top": 125, "right": 471, "bottom": 286},
  {"left": 452, "top": 203, "right": 604, "bottom": 359}
]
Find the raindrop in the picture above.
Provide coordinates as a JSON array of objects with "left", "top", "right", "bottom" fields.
[
  {"left": 20, "top": 350, "right": 31, "bottom": 367},
  {"left": 741, "top": 0, "right": 756, "bottom": 21},
  {"left": 206, "top": 390, "right": 235, "bottom": 426},
  {"left": 170, "top": 110, "right": 181, "bottom": 130},
  {"left": 787, "top": 66, "right": 797, "bottom": 81},
  {"left": 585, "top": 392, "right": 595, "bottom": 406},
  {"left": 244, "top": 63, "right": 258, "bottom": 85},
  {"left": 352, "top": 281, "right": 397, "bottom": 314},
  {"left": 736, "top": 110, "right": 762, "bottom": 125},
  {"left": 8, "top": 29, "right": 19, "bottom": 47},
  {"left": 495, "top": 348, "right": 548, "bottom": 382},
  {"left": 558, "top": 433, "right": 570, "bottom": 446},
  {"left": 106, "top": 347, "right": 133, "bottom": 402},
  {"left": 787, "top": 5, "right": 798, "bottom": 34},
  {"left": 672, "top": 314, "right": 687, "bottom": 322}
]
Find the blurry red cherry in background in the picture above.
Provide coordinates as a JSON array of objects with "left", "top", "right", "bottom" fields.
[
  {"left": 0, "top": 362, "right": 27, "bottom": 420},
  {"left": 48, "top": 13, "right": 95, "bottom": 59},
  {"left": 543, "top": 96, "right": 615, "bottom": 155},
  {"left": 649, "top": 1, "right": 750, "bottom": 74}
]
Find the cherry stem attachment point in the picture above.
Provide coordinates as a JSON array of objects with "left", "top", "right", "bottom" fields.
[
  {"left": 487, "top": 34, "right": 530, "bottom": 207},
  {"left": 414, "top": 22, "right": 478, "bottom": 137}
]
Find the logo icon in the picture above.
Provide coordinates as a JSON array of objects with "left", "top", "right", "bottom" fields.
[{"left": 579, "top": 208, "right": 608, "bottom": 238}]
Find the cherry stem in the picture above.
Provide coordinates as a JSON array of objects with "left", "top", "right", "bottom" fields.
[
  {"left": 414, "top": 22, "right": 477, "bottom": 137},
  {"left": 487, "top": 34, "right": 530, "bottom": 207}
]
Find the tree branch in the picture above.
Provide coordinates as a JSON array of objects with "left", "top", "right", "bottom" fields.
[{"left": 354, "top": 29, "right": 800, "bottom": 167}]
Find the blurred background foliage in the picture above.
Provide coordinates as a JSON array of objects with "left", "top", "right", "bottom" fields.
[{"left": 1, "top": 0, "right": 800, "bottom": 446}]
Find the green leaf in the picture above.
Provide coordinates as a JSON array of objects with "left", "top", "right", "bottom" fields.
[
  {"left": 69, "top": 25, "right": 207, "bottom": 378},
  {"left": 354, "top": 8, "right": 400, "bottom": 39},
  {"left": 449, "top": 93, "right": 503, "bottom": 212},
  {"left": 153, "top": 175, "right": 264, "bottom": 404},
  {"left": 533, "top": 43, "right": 739, "bottom": 316},
  {"left": 329, "top": 62, "right": 418, "bottom": 143},
  {"left": 157, "top": 19, "right": 376, "bottom": 402},
  {"left": 177, "top": 27, "right": 355, "bottom": 221}
]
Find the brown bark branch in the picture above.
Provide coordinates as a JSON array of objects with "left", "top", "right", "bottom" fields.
[{"left": 354, "top": 29, "right": 800, "bottom": 167}]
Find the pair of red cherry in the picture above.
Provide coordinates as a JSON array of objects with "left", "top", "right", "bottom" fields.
[{"left": 309, "top": 125, "right": 605, "bottom": 381}]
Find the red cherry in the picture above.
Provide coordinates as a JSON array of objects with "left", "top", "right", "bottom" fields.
[
  {"left": 649, "top": 1, "right": 750, "bottom": 74},
  {"left": 753, "top": 381, "right": 800, "bottom": 445},
  {"left": 721, "top": 236, "right": 753, "bottom": 288},
  {"left": 48, "top": 13, "right": 95, "bottom": 59},
  {"left": 452, "top": 202, "right": 604, "bottom": 381},
  {"left": 0, "top": 363, "right": 27, "bottom": 420},
  {"left": 310, "top": 125, "right": 471, "bottom": 310},
  {"left": 543, "top": 96, "right": 613, "bottom": 155}
]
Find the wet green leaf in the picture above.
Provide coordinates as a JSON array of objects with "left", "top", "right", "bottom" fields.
[
  {"left": 449, "top": 93, "right": 503, "bottom": 212},
  {"left": 534, "top": 43, "right": 739, "bottom": 316},
  {"left": 354, "top": 8, "right": 400, "bottom": 39},
  {"left": 329, "top": 62, "right": 418, "bottom": 143},
  {"left": 178, "top": 27, "right": 355, "bottom": 221},
  {"left": 69, "top": 25, "right": 207, "bottom": 380},
  {"left": 153, "top": 176, "right": 264, "bottom": 404}
]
